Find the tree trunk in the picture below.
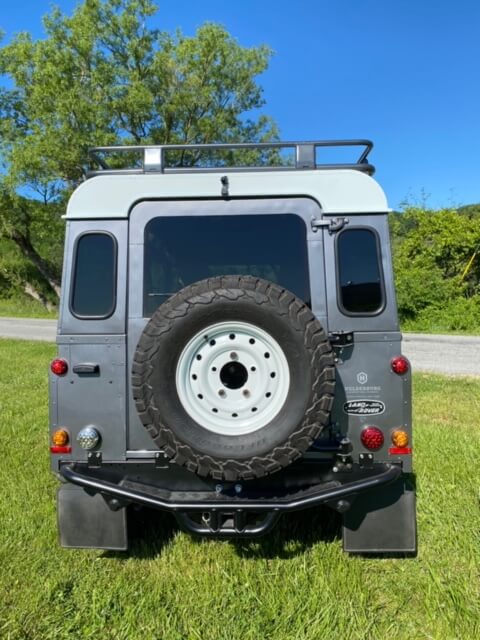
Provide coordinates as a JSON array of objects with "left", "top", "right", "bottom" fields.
[
  {"left": 10, "top": 230, "right": 61, "bottom": 298},
  {"left": 24, "top": 282, "right": 56, "bottom": 312}
]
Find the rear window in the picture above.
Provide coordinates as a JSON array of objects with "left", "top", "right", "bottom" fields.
[
  {"left": 336, "top": 228, "right": 384, "bottom": 314},
  {"left": 144, "top": 214, "right": 310, "bottom": 317},
  {"left": 71, "top": 233, "right": 116, "bottom": 318}
]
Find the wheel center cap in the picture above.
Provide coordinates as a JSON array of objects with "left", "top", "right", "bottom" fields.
[{"left": 220, "top": 361, "right": 248, "bottom": 389}]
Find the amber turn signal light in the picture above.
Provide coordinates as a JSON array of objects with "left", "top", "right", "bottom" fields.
[
  {"left": 50, "top": 429, "right": 71, "bottom": 453},
  {"left": 391, "top": 430, "right": 409, "bottom": 448},
  {"left": 52, "top": 429, "right": 69, "bottom": 447}
]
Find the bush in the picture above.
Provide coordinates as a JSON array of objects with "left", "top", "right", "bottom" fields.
[
  {"left": 401, "top": 296, "right": 480, "bottom": 333},
  {"left": 391, "top": 206, "right": 480, "bottom": 333}
]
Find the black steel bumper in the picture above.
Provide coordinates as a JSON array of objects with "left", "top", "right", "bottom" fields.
[{"left": 60, "top": 461, "right": 402, "bottom": 537}]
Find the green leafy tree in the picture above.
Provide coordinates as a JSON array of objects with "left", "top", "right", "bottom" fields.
[
  {"left": 0, "top": 0, "right": 276, "bottom": 304},
  {"left": 391, "top": 206, "right": 480, "bottom": 330}
]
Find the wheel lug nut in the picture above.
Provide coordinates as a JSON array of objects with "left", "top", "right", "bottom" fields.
[
  {"left": 218, "top": 389, "right": 226, "bottom": 398},
  {"left": 242, "top": 389, "right": 250, "bottom": 398},
  {"left": 230, "top": 352, "right": 238, "bottom": 360}
]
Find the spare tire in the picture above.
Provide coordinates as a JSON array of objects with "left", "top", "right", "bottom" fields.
[{"left": 132, "top": 276, "right": 335, "bottom": 481}]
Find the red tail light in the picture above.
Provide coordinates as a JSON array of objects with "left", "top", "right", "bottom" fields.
[
  {"left": 50, "top": 445, "right": 72, "bottom": 454},
  {"left": 361, "top": 426, "right": 384, "bottom": 451},
  {"left": 51, "top": 358, "right": 68, "bottom": 376},
  {"left": 391, "top": 355, "right": 409, "bottom": 375},
  {"left": 388, "top": 447, "right": 412, "bottom": 455}
]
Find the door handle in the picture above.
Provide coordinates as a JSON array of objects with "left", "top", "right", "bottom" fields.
[{"left": 72, "top": 363, "right": 100, "bottom": 374}]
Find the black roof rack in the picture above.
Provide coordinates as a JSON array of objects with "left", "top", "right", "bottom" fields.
[{"left": 87, "top": 139, "right": 374, "bottom": 177}]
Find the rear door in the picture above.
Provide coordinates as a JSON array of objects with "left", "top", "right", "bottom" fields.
[
  {"left": 126, "top": 197, "right": 326, "bottom": 452},
  {"left": 322, "top": 214, "right": 410, "bottom": 467}
]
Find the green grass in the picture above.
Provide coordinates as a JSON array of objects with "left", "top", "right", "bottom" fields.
[
  {"left": 401, "top": 318, "right": 480, "bottom": 336},
  {"left": 0, "top": 339, "right": 479, "bottom": 640},
  {"left": 0, "top": 296, "right": 57, "bottom": 319}
]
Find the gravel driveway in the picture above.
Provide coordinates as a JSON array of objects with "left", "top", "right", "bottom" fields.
[
  {"left": 401, "top": 333, "right": 479, "bottom": 377},
  {"left": 0, "top": 317, "right": 57, "bottom": 342}
]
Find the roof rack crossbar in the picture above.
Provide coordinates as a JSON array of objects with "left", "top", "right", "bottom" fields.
[{"left": 87, "top": 139, "right": 375, "bottom": 177}]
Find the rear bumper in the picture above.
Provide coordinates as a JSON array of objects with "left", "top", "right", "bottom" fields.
[{"left": 60, "top": 460, "right": 402, "bottom": 537}]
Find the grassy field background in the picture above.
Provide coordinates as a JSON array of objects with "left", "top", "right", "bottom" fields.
[
  {"left": 0, "top": 297, "right": 57, "bottom": 319},
  {"left": 0, "top": 339, "right": 479, "bottom": 640}
]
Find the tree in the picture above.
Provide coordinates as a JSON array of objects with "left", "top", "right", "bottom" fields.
[
  {"left": 0, "top": 0, "right": 277, "bottom": 304},
  {"left": 390, "top": 206, "right": 480, "bottom": 330}
]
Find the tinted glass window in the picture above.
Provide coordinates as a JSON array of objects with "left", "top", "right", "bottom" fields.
[
  {"left": 144, "top": 214, "right": 310, "bottom": 316},
  {"left": 71, "top": 233, "right": 116, "bottom": 317},
  {"left": 337, "top": 229, "right": 383, "bottom": 313}
]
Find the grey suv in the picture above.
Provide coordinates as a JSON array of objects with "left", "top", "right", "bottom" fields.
[{"left": 49, "top": 140, "right": 416, "bottom": 554}]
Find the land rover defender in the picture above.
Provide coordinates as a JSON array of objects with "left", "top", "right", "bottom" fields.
[{"left": 49, "top": 140, "right": 416, "bottom": 554}]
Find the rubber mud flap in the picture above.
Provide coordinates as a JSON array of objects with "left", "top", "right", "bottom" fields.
[
  {"left": 343, "top": 475, "right": 417, "bottom": 555},
  {"left": 58, "top": 484, "right": 128, "bottom": 550}
]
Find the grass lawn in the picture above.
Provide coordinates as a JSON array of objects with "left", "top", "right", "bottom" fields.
[
  {"left": 0, "top": 339, "right": 479, "bottom": 640},
  {"left": 0, "top": 297, "right": 57, "bottom": 319}
]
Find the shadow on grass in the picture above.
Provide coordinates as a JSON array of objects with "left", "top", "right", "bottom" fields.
[
  {"left": 231, "top": 507, "right": 342, "bottom": 559},
  {"left": 107, "top": 505, "right": 342, "bottom": 560},
  {"left": 103, "top": 507, "right": 177, "bottom": 559}
]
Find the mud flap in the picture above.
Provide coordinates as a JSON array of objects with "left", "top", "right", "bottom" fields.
[
  {"left": 342, "top": 474, "right": 416, "bottom": 555},
  {"left": 57, "top": 484, "right": 128, "bottom": 550}
]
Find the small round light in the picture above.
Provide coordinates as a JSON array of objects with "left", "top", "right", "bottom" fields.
[
  {"left": 361, "top": 426, "right": 384, "bottom": 451},
  {"left": 51, "top": 358, "right": 68, "bottom": 376},
  {"left": 392, "top": 429, "right": 409, "bottom": 448},
  {"left": 52, "top": 429, "right": 69, "bottom": 446},
  {"left": 391, "top": 356, "right": 409, "bottom": 375},
  {"left": 77, "top": 426, "right": 101, "bottom": 450}
]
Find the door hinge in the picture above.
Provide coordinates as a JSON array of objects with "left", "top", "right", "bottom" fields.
[
  {"left": 329, "top": 331, "right": 354, "bottom": 347},
  {"left": 311, "top": 216, "right": 349, "bottom": 233}
]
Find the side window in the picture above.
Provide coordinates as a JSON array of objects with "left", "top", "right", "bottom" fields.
[
  {"left": 71, "top": 233, "right": 117, "bottom": 318},
  {"left": 336, "top": 228, "right": 384, "bottom": 314}
]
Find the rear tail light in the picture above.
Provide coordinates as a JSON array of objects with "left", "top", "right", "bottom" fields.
[
  {"left": 50, "top": 445, "right": 72, "bottom": 454},
  {"left": 391, "top": 355, "right": 409, "bottom": 375},
  {"left": 360, "top": 426, "right": 384, "bottom": 451},
  {"left": 51, "top": 358, "right": 68, "bottom": 376},
  {"left": 50, "top": 428, "right": 71, "bottom": 454},
  {"left": 389, "top": 446, "right": 412, "bottom": 455}
]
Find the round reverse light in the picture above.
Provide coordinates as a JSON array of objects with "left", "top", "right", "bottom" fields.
[
  {"left": 391, "top": 355, "right": 409, "bottom": 375},
  {"left": 392, "top": 429, "right": 409, "bottom": 448},
  {"left": 77, "top": 426, "right": 101, "bottom": 450},
  {"left": 51, "top": 358, "right": 68, "bottom": 376},
  {"left": 361, "top": 426, "right": 384, "bottom": 451}
]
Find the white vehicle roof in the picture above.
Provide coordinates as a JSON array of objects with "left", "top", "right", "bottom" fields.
[{"left": 65, "top": 141, "right": 390, "bottom": 219}]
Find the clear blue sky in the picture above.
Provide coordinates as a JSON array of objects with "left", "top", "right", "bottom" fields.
[{"left": 1, "top": 0, "right": 479, "bottom": 209}]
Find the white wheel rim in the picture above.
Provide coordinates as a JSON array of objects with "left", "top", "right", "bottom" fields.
[{"left": 175, "top": 321, "right": 290, "bottom": 436}]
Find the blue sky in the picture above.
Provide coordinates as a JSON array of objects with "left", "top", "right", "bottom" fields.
[{"left": 1, "top": 0, "right": 479, "bottom": 209}]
